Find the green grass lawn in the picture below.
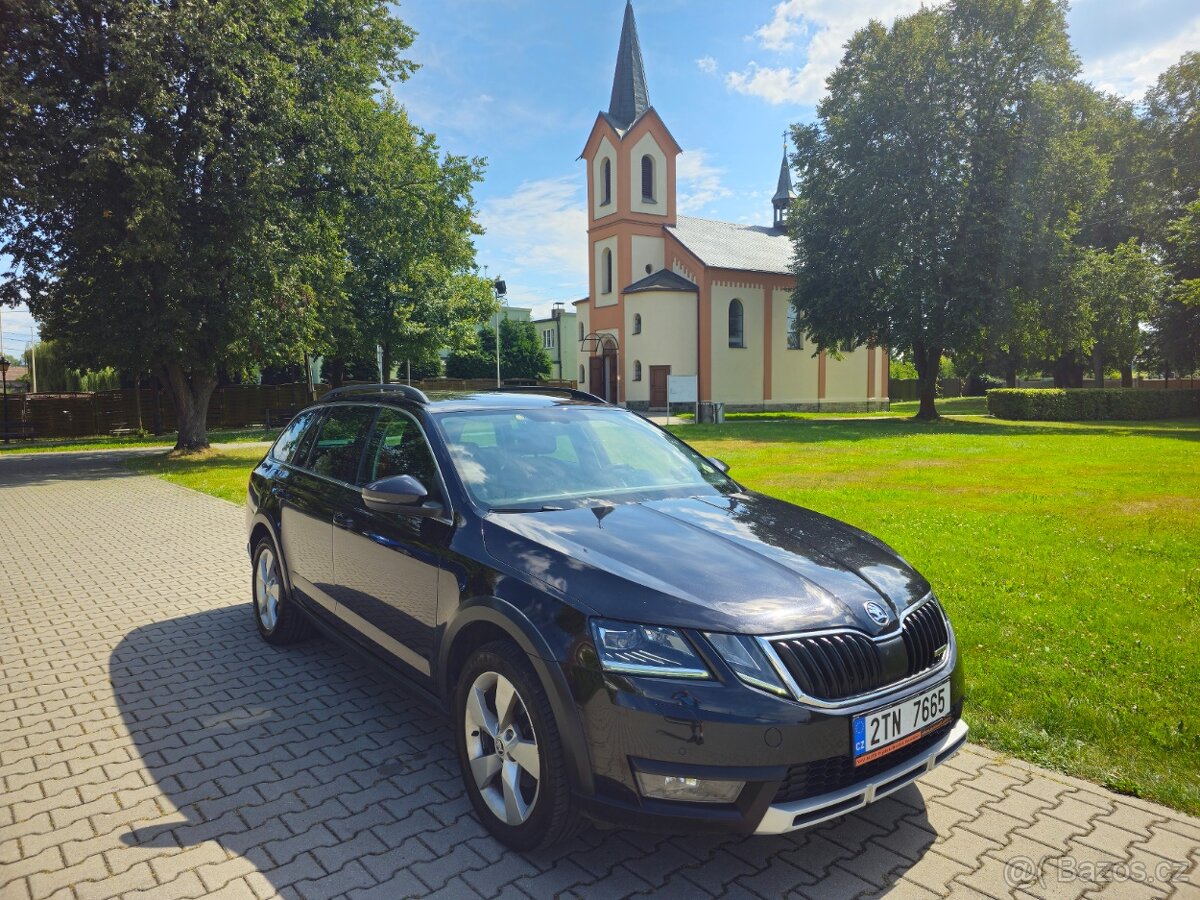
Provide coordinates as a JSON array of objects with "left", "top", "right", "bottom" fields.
[
  {"left": 0, "top": 426, "right": 280, "bottom": 453},
  {"left": 125, "top": 414, "right": 1200, "bottom": 814}
]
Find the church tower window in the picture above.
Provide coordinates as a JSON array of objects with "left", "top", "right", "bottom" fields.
[
  {"left": 601, "top": 158, "right": 612, "bottom": 206},
  {"left": 641, "top": 155, "right": 655, "bottom": 202},
  {"left": 602, "top": 248, "right": 613, "bottom": 294}
]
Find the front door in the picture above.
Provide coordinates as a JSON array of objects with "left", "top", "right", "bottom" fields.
[
  {"left": 330, "top": 407, "right": 448, "bottom": 678},
  {"left": 589, "top": 356, "right": 608, "bottom": 402},
  {"left": 649, "top": 365, "right": 671, "bottom": 410},
  {"left": 281, "top": 404, "right": 377, "bottom": 609}
]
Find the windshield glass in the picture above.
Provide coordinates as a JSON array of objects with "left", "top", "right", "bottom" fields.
[{"left": 434, "top": 407, "right": 737, "bottom": 510}]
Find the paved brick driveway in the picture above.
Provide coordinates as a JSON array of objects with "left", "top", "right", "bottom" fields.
[{"left": 1, "top": 451, "right": 1197, "bottom": 900}]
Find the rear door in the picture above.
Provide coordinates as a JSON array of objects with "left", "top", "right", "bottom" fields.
[
  {"left": 279, "top": 404, "right": 377, "bottom": 611},
  {"left": 330, "top": 407, "right": 449, "bottom": 678}
]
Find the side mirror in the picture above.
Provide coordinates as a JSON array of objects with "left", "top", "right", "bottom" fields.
[
  {"left": 361, "top": 475, "right": 443, "bottom": 517},
  {"left": 707, "top": 457, "right": 731, "bottom": 474}
]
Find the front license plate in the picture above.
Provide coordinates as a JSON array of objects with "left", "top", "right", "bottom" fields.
[{"left": 853, "top": 680, "right": 951, "bottom": 766}]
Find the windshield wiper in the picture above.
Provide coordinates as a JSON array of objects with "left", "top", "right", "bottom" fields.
[{"left": 488, "top": 505, "right": 566, "bottom": 514}]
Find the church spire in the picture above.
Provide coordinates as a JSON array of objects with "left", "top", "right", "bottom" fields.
[
  {"left": 607, "top": 1, "right": 649, "bottom": 130},
  {"left": 773, "top": 144, "right": 795, "bottom": 228}
]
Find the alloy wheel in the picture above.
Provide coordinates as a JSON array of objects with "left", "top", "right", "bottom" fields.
[
  {"left": 463, "top": 671, "right": 541, "bottom": 825},
  {"left": 255, "top": 547, "right": 281, "bottom": 631}
]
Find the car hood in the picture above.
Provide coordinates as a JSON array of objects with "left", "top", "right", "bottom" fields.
[{"left": 481, "top": 492, "right": 930, "bottom": 636}]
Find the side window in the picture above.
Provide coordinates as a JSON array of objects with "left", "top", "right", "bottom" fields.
[
  {"left": 307, "top": 405, "right": 377, "bottom": 483},
  {"left": 271, "top": 410, "right": 319, "bottom": 464},
  {"left": 363, "top": 408, "right": 442, "bottom": 500}
]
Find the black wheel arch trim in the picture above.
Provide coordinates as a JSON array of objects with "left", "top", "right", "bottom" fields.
[{"left": 438, "top": 597, "right": 596, "bottom": 796}]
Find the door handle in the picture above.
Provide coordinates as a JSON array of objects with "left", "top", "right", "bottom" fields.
[
  {"left": 333, "top": 513, "right": 356, "bottom": 529},
  {"left": 273, "top": 487, "right": 295, "bottom": 502}
]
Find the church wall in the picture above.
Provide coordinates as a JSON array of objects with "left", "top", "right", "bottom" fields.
[
  {"left": 622, "top": 291, "right": 698, "bottom": 406},
  {"left": 709, "top": 281, "right": 765, "bottom": 405},
  {"left": 630, "top": 235, "right": 665, "bottom": 282},
  {"left": 825, "top": 345, "right": 876, "bottom": 402},
  {"left": 769, "top": 287, "right": 821, "bottom": 404}
]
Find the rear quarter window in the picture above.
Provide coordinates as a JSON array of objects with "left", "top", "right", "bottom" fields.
[{"left": 271, "top": 410, "right": 319, "bottom": 464}]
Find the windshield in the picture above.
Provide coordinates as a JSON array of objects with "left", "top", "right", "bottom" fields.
[{"left": 433, "top": 406, "right": 737, "bottom": 510}]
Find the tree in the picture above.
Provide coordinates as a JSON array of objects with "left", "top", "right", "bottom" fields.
[
  {"left": 327, "top": 96, "right": 496, "bottom": 385},
  {"left": 788, "top": 0, "right": 1082, "bottom": 418},
  {"left": 445, "top": 319, "right": 551, "bottom": 381},
  {"left": 1142, "top": 53, "right": 1200, "bottom": 375},
  {"left": 1, "top": 0, "right": 415, "bottom": 449},
  {"left": 1072, "top": 241, "right": 1163, "bottom": 386}
]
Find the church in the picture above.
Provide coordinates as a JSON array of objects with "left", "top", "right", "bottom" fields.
[{"left": 574, "top": 2, "right": 887, "bottom": 412}]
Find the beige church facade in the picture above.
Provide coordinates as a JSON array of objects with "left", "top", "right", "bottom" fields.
[{"left": 575, "top": 2, "right": 887, "bottom": 412}]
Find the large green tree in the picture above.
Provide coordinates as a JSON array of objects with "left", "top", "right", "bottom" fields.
[
  {"left": 788, "top": 0, "right": 1085, "bottom": 417},
  {"left": 1, "top": 0, "right": 414, "bottom": 449},
  {"left": 1143, "top": 53, "right": 1200, "bottom": 376},
  {"left": 326, "top": 96, "right": 495, "bottom": 387}
]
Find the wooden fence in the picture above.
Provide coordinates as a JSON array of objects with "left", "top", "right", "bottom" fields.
[{"left": 13, "top": 379, "right": 579, "bottom": 439}]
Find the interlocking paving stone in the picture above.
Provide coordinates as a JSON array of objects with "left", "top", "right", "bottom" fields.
[{"left": 1, "top": 449, "right": 1198, "bottom": 899}]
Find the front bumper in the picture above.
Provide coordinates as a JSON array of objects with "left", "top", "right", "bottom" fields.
[
  {"left": 566, "top": 643, "right": 966, "bottom": 834},
  {"left": 755, "top": 719, "right": 968, "bottom": 834}
]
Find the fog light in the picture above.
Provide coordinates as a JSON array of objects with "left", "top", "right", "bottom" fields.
[{"left": 635, "top": 772, "right": 744, "bottom": 803}]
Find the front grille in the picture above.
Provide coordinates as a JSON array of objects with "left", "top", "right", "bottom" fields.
[
  {"left": 770, "top": 598, "right": 949, "bottom": 701},
  {"left": 901, "top": 599, "right": 950, "bottom": 677},
  {"left": 772, "top": 632, "right": 886, "bottom": 700},
  {"left": 773, "top": 713, "right": 957, "bottom": 804}
]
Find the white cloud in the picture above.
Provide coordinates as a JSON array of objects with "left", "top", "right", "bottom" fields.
[
  {"left": 1082, "top": 15, "right": 1200, "bottom": 97},
  {"left": 476, "top": 175, "right": 587, "bottom": 308},
  {"left": 677, "top": 149, "right": 732, "bottom": 214},
  {"left": 727, "top": 0, "right": 938, "bottom": 105},
  {"left": 695, "top": 56, "right": 718, "bottom": 74}
]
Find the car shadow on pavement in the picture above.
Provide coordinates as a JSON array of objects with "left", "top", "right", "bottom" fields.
[{"left": 112, "top": 606, "right": 937, "bottom": 898}]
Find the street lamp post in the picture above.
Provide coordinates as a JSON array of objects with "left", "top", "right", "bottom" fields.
[
  {"left": 0, "top": 358, "right": 9, "bottom": 445},
  {"left": 493, "top": 278, "right": 507, "bottom": 387}
]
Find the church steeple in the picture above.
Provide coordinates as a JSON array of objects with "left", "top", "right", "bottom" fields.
[
  {"left": 772, "top": 146, "right": 795, "bottom": 228},
  {"left": 607, "top": 1, "right": 649, "bottom": 130}
]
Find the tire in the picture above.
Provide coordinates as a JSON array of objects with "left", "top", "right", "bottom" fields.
[
  {"left": 251, "top": 536, "right": 313, "bottom": 645},
  {"left": 453, "top": 641, "right": 583, "bottom": 851}
]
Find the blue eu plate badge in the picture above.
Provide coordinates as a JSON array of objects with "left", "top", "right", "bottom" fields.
[{"left": 853, "top": 717, "right": 867, "bottom": 756}]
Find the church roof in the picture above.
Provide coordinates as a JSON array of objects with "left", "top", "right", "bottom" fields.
[
  {"left": 773, "top": 150, "right": 795, "bottom": 204},
  {"left": 624, "top": 268, "right": 698, "bottom": 294},
  {"left": 607, "top": 2, "right": 649, "bottom": 130},
  {"left": 666, "top": 216, "right": 794, "bottom": 275}
]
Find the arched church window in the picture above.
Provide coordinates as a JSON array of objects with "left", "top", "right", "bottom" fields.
[
  {"left": 641, "top": 155, "right": 655, "bottom": 202},
  {"left": 602, "top": 248, "right": 613, "bottom": 294},
  {"left": 728, "top": 299, "right": 745, "bottom": 348},
  {"left": 579, "top": 322, "right": 585, "bottom": 341},
  {"left": 633, "top": 313, "right": 642, "bottom": 334},
  {"left": 579, "top": 364, "right": 586, "bottom": 383},
  {"left": 601, "top": 158, "right": 612, "bottom": 206},
  {"left": 633, "top": 361, "right": 642, "bottom": 381}
]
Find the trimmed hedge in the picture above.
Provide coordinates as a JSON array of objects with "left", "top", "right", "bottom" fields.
[{"left": 986, "top": 388, "right": 1200, "bottom": 421}]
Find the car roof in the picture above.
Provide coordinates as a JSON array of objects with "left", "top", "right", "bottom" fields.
[{"left": 316, "top": 385, "right": 610, "bottom": 414}]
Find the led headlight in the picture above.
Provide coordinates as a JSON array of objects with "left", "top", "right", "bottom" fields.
[
  {"left": 704, "top": 632, "right": 790, "bottom": 697},
  {"left": 590, "top": 620, "right": 710, "bottom": 679}
]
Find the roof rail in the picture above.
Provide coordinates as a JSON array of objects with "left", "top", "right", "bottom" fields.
[
  {"left": 487, "top": 385, "right": 608, "bottom": 405},
  {"left": 321, "top": 383, "right": 430, "bottom": 404}
]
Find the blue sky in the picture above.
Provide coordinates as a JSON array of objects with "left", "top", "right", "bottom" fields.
[{"left": 4, "top": 0, "right": 1198, "bottom": 354}]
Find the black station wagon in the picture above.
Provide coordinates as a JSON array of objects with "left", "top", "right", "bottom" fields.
[{"left": 246, "top": 384, "right": 966, "bottom": 849}]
